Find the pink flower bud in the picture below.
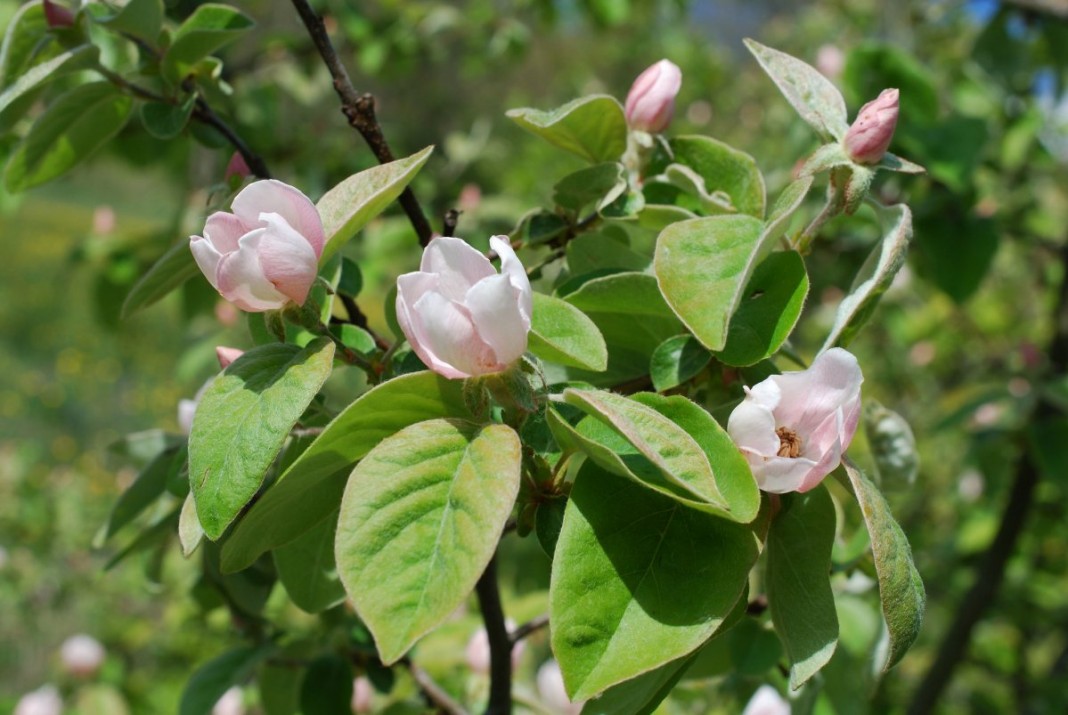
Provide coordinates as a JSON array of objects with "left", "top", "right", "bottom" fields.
[
  {"left": 351, "top": 676, "right": 373, "bottom": 714},
  {"left": 624, "top": 59, "right": 682, "bottom": 133},
  {"left": 727, "top": 348, "right": 863, "bottom": 494},
  {"left": 843, "top": 89, "right": 899, "bottom": 164},
  {"left": 215, "top": 346, "right": 244, "bottom": 370},
  {"left": 816, "top": 45, "right": 844, "bottom": 80},
  {"left": 43, "top": 0, "right": 75, "bottom": 29},
  {"left": 742, "top": 685, "right": 791, "bottom": 715},
  {"left": 14, "top": 685, "right": 62, "bottom": 715},
  {"left": 190, "top": 180, "right": 325, "bottom": 312},
  {"left": 225, "top": 152, "right": 251, "bottom": 183},
  {"left": 536, "top": 660, "right": 583, "bottom": 715},
  {"left": 396, "top": 236, "right": 532, "bottom": 379},
  {"left": 59, "top": 634, "right": 106, "bottom": 678}
]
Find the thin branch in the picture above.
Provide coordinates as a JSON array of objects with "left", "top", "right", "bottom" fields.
[
  {"left": 475, "top": 555, "right": 513, "bottom": 715},
  {"left": 443, "top": 209, "right": 461, "bottom": 237},
  {"left": 400, "top": 657, "right": 469, "bottom": 715},
  {"left": 288, "top": 0, "right": 434, "bottom": 246},
  {"left": 191, "top": 98, "right": 272, "bottom": 179},
  {"left": 510, "top": 614, "right": 549, "bottom": 645}
]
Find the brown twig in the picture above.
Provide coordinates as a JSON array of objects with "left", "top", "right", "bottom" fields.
[
  {"left": 443, "top": 209, "right": 461, "bottom": 237},
  {"left": 400, "top": 657, "right": 469, "bottom": 715},
  {"left": 288, "top": 0, "right": 434, "bottom": 246},
  {"left": 192, "top": 98, "right": 272, "bottom": 179},
  {"left": 475, "top": 555, "right": 513, "bottom": 715},
  {"left": 510, "top": 614, "right": 549, "bottom": 645}
]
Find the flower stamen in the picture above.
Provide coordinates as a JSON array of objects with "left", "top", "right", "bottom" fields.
[{"left": 776, "top": 426, "right": 802, "bottom": 458}]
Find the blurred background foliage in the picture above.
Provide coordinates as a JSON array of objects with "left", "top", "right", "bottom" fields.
[{"left": 2, "top": 0, "right": 1068, "bottom": 712}]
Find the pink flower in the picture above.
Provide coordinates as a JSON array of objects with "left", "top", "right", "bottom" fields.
[
  {"left": 351, "top": 676, "right": 373, "bottom": 714},
  {"left": 742, "top": 685, "right": 791, "bottom": 715},
  {"left": 14, "top": 686, "right": 62, "bottom": 715},
  {"left": 191, "top": 180, "right": 325, "bottom": 312},
  {"left": 224, "top": 152, "right": 251, "bottom": 183},
  {"left": 396, "top": 236, "right": 532, "bottom": 379},
  {"left": 843, "top": 89, "right": 899, "bottom": 164},
  {"left": 727, "top": 348, "right": 863, "bottom": 494},
  {"left": 59, "top": 634, "right": 105, "bottom": 678},
  {"left": 624, "top": 60, "right": 683, "bottom": 133}
]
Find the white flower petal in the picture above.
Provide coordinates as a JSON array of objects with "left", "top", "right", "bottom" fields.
[
  {"left": 408, "top": 291, "right": 496, "bottom": 378},
  {"left": 420, "top": 237, "right": 495, "bottom": 301},
  {"left": 465, "top": 274, "right": 529, "bottom": 366},
  {"left": 231, "top": 179, "right": 324, "bottom": 255},
  {"left": 215, "top": 230, "right": 291, "bottom": 311},
  {"left": 257, "top": 213, "right": 320, "bottom": 305},
  {"left": 490, "top": 235, "right": 532, "bottom": 323}
]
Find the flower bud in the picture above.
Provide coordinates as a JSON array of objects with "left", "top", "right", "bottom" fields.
[
  {"left": 741, "top": 685, "right": 791, "bottom": 715},
  {"left": 215, "top": 346, "right": 244, "bottom": 370},
  {"left": 351, "top": 676, "right": 373, "bottom": 714},
  {"left": 14, "top": 685, "right": 62, "bottom": 715},
  {"left": 536, "top": 660, "right": 583, "bottom": 715},
  {"left": 843, "top": 88, "right": 899, "bottom": 164},
  {"left": 396, "top": 236, "right": 532, "bottom": 379},
  {"left": 224, "top": 152, "right": 251, "bottom": 183},
  {"left": 190, "top": 180, "right": 325, "bottom": 312},
  {"left": 59, "top": 634, "right": 106, "bottom": 678},
  {"left": 727, "top": 348, "right": 863, "bottom": 494},
  {"left": 43, "top": 0, "right": 75, "bottom": 29},
  {"left": 624, "top": 59, "right": 682, "bottom": 133}
]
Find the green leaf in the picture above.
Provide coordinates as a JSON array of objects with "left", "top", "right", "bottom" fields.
[
  {"left": 561, "top": 271, "right": 682, "bottom": 385},
  {"left": 913, "top": 211, "right": 994, "bottom": 304},
  {"left": 579, "top": 654, "right": 697, "bottom": 715},
  {"left": 552, "top": 162, "right": 626, "bottom": 212},
  {"left": 649, "top": 334, "right": 711, "bottom": 392},
  {"left": 535, "top": 497, "right": 567, "bottom": 558},
  {"left": 1027, "top": 416, "right": 1068, "bottom": 489},
  {"left": 0, "top": 44, "right": 99, "bottom": 133},
  {"left": 865, "top": 402, "right": 920, "bottom": 488},
  {"left": 668, "top": 136, "right": 766, "bottom": 218},
  {"left": 718, "top": 250, "right": 809, "bottom": 367},
  {"left": 140, "top": 94, "right": 196, "bottom": 140},
  {"left": 654, "top": 214, "right": 766, "bottom": 352},
  {"left": 744, "top": 38, "right": 849, "bottom": 140},
  {"left": 761, "top": 176, "right": 813, "bottom": 247},
  {"left": 529, "top": 292, "right": 608, "bottom": 371},
  {"left": 566, "top": 231, "right": 650, "bottom": 274},
  {"left": 179, "top": 493, "right": 204, "bottom": 557},
  {"left": 121, "top": 240, "right": 201, "bottom": 318},
  {"left": 551, "top": 461, "right": 758, "bottom": 700},
  {"left": 180, "top": 646, "right": 267, "bottom": 715},
  {"left": 821, "top": 203, "right": 911, "bottom": 350},
  {"left": 507, "top": 94, "right": 627, "bottom": 163},
  {"left": 220, "top": 371, "right": 470, "bottom": 573},
  {"left": 798, "top": 143, "right": 852, "bottom": 177},
  {"left": 259, "top": 663, "right": 302, "bottom": 715},
  {"left": 560, "top": 390, "right": 759, "bottom": 522},
  {"left": 5, "top": 81, "right": 132, "bottom": 191},
  {"left": 841, "top": 458, "right": 925, "bottom": 670},
  {"left": 274, "top": 510, "right": 345, "bottom": 613},
  {"left": 0, "top": 1, "right": 48, "bottom": 89},
  {"left": 161, "top": 3, "right": 254, "bottom": 83},
  {"left": 336, "top": 419, "right": 521, "bottom": 664},
  {"left": 96, "top": 0, "right": 164, "bottom": 44},
  {"left": 317, "top": 146, "right": 434, "bottom": 264},
  {"left": 190, "top": 339, "right": 335, "bottom": 540},
  {"left": 75, "top": 685, "right": 130, "bottom": 715},
  {"left": 727, "top": 619, "right": 783, "bottom": 675},
  {"left": 767, "top": 485, "right": 839, "bottom": 690},
  {"left": 300, "top": 655, "right": 353, "bottom": 715}
]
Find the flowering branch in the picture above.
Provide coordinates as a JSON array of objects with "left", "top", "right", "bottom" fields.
[{"left": 288, "top": 0, "right": 435, "bottom": 247}]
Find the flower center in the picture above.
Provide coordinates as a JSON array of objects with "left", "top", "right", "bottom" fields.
[{"left": 776, "top": 427, "right": 802, "bottom": 458}]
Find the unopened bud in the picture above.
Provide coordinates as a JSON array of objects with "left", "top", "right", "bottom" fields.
[
  {"left": 624, "top": 60, "right": 682, "bottom": 133},
  {"left": 224, "top": 152, "right": 251, "bottom": 183},
  {"left": 43, "top": 0, "right": 75, "bottom": 28},
  {"left": 843, "top": 88, "right": 899, "bottom": 164},
  {"left": 59, "top": 634, "right": 106, "bottom": 678},
  {"left": 215, "top": 346, "right": 244, "bottom": 370}
]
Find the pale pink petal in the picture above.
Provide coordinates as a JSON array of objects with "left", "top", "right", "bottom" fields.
[
  {"left": 795, "top": 432, "right": 843, "bottom": 493},
  {"left": 190, "top": 236, "right": 224, "bottom": 291},
  {"left": 727, "top": 394, "right": 780, "bottom": 457},
  {"left": 257, "top": 213, "right": 320, "bottom": 305},
  {"left": 751, "top": 453, "right": 820, "bottom": 494},
  {"left": 231, "top": 179, "right": 325, "bottom": 256},
  {"left": 490, "top": 235, "right": 532, "bottom": 324},
  {"left": 420, "top": 237, "right": 495, "bottom": 301},
  {"left": 215, "top": 230, "right": 291, "bottom": 312},
  {"left": 742, "top": 685, "right": 791, "bottom": 715},
  {"left": 625, "top": 59, "right": 683, "bottom": 133},
  {"left": 397, "top": 289, "right": 474, "bottom": 379},
  {"left": 202, "top": 211, "right": 250, "bottom": 253},
  {"left": 410, "top": 291, "right": 500, "bottom": 378},
  {"left": 396, "top": 271, "right": 440, "bottom": 310},
  {"left": 771, "top": 348, "right": 862, "bottom": 436},
  {"left": 465, "top": 274, "right": 530, "bottom": 366}
]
